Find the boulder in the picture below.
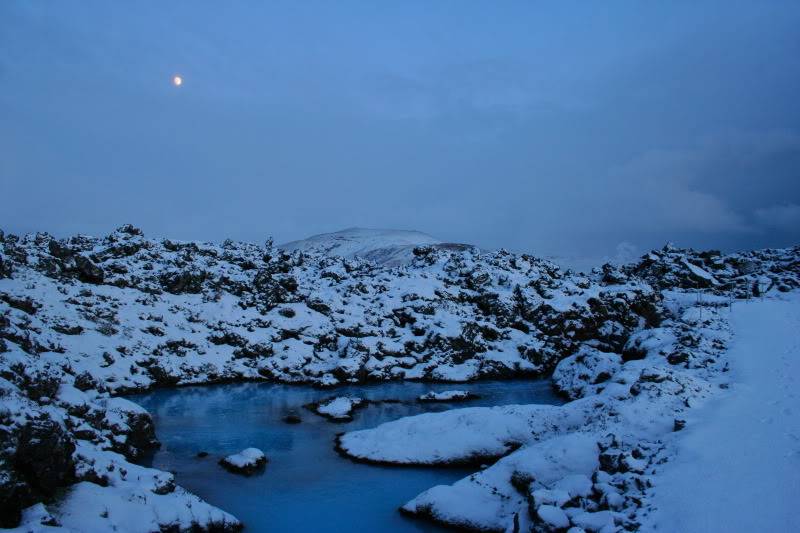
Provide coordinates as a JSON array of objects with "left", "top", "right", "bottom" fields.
[
  {"left": 74, "top": 255, "right": 104, "bottom": 284},
  {"left": 283, "top": 412, "right": 302, "bottom": 424},
  {"left": 305, "top": 396, "right": 366, "bottom": 422},
  {"left": 0, "top": 419, "right": 76, "bottom": 526},
  {"left": 553, "top": 346, "right": 622, "bottom": 400},
  {"left": 219, "top": 448, "right": 267, "bottom": 475},
  {"left": 418, "top": 390, "right": 479, "bottom": 402},
  {"left": 159, "top": 270, "right": 207, "bottom": 294},
  {"left": 47, "top": 239, "right": 73, "bottom": 260}
]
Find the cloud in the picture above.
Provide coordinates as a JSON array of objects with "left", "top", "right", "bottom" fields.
[
  {"left": 1, "top": 1, "right": 799, "bottom": 259},
  {"left": 604, "top": 146, "right": 752, "bottom": 235},
  {"left": 358, "top": 57, "right": 586, "bottom": 126},
  {"left": 754, "top": 204, "right": 800, "bottom": 231},
  {"left": 597, "top": 130, "right": 800, "bottom": 238}
]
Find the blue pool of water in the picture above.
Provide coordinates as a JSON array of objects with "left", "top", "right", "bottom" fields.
[{"left": 130, "top": 379, "right": 561, "bottom": 532}]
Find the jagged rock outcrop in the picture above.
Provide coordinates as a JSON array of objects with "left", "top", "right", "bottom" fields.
[
  {"left": 0, "top": 226, "right": 665, "bottom": 390},
  {"left": 613, "top": 243, "right": 800, "bottom": 297}
]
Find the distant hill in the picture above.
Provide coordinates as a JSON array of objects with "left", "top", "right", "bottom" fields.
[{"left": 278, "top": 227, "right": 473, "bottom": 266}]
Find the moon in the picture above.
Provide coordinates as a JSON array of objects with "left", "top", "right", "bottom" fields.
[{"left": 172, "top": 75, "right": 183, "bottom": 87}]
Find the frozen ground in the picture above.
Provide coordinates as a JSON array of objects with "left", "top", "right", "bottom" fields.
[
  {"left": 1, "top": 226, "right": 798, "bottom": 531},
  {"left": 647, "top": 294, "right": 800, "bottom": 532}
]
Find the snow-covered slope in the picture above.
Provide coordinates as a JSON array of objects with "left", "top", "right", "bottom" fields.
[{"left": 279, "top": 227, "right": 472, "bottom": 266}]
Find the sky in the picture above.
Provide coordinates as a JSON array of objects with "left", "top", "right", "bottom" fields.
[{"left": 1, "top": 1, "right": 799, "bottom": 262}]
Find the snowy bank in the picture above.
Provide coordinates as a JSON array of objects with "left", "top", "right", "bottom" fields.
[{"left": 645, "top": 294, "right": 800, "bottom": 532}]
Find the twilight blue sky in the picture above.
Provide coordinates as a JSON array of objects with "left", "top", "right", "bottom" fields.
[{"left": 1, "top": 1, "right": 799, "bottom": 260}]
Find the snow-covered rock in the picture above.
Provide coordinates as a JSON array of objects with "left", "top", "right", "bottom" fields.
[
  {"left": 6, "top": 443, "right": 242, "bottom": 532},
  {"left": 0, "top": 225, "right": 662, "bottom": 392},
  {"left": 401, "top": 433, "right": 600, "bottom": 531},
  {"left": 552, "top": 346, "right": 622, "bottom": 400},
  {"left": 338, "top": 404, "right": 568, "bottom": 466},
  {"left": 219, "top": 448, "right": 268, "bottom": 475},
  {"left": 617, "top": 243, "right": 800, "bottom": 296},
  {"left": 417, "top": 390, "right": 478, "bottom": 402},
  {"left": 306, "top": 396, "right": 366, "bottom": 422}
]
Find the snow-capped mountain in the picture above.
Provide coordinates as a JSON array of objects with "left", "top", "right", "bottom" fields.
[{"left": 279, "top": 227, "right": 473, "bottom": 266}]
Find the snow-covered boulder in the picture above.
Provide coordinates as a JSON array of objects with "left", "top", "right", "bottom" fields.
[
  {"left": 400, "top": 433, "right": 600, "bottom": 531},
  {"left": 100, "top": 397, "right": 160, "bottom": 459},
  {"left": 219, "top": 448, "right": 267, "bottom": 475},
  {"left": 622, "top": 327, "right": 677, "bottom": 361},
  {"left": 306, "top": 396, "right": 366, "bottom": 422},
  {"left": 552, "top": 347, "right": 622, "bottom": 400},
  {"left": 418, "top": 390, "right": 479, "bottom": 402},
  {"left": 7, "top": 442, "right": 245, "bottom": 531}
]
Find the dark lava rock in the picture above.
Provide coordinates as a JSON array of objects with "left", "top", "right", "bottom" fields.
[
  {"left": 47, "top": 239, "right": 73, "bottom": 260},
  {"left": 0, "top": 419, "right": 76, "bottom": 527},
  {"left": 599, "top": 452, "right": 626, "bottom": 474},
  {"left": 0, "top": 255, "right": 10, "bottom": 279},
  {"left": 667, "top": 351, "right": 690, "bottom": 365},
  {"left": 73, "top": 371, "right": 98, "bottom": 392},
  {"left": 621, "top": 344, "right": 647, "bottom": 362},
  {"left": 52, "top": 323, "right": 84, "bottom": 335},
  {"left": 123, "top": 411, "right": 160, "bottom": 459},
  {"left": 278, "top": 307, "right": 296, "bottom": 318},
  {"left": 74, "top": 255, "right": 104, "bottom": 284},
  {"left": 0, "top": 293, "right": 39, "bottom": 315},
  {"left": 160, "top": 270, "right": 207, "bottom": 294},
  {"left": 283, "top": 412, "right": 302, "bottom": 424}
]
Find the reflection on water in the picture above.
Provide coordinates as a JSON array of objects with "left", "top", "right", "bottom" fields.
[{"left": 130, "top": 379, "right": 562, "bottom": 532}]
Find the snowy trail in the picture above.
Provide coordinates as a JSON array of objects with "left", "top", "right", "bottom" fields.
[{"left": 650, "top": 294, "right": 800, "bottom": 532}]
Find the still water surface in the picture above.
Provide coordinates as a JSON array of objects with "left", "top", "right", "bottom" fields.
[{"left": 131, "top": 379, "right": 561, "bottom": 532}]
